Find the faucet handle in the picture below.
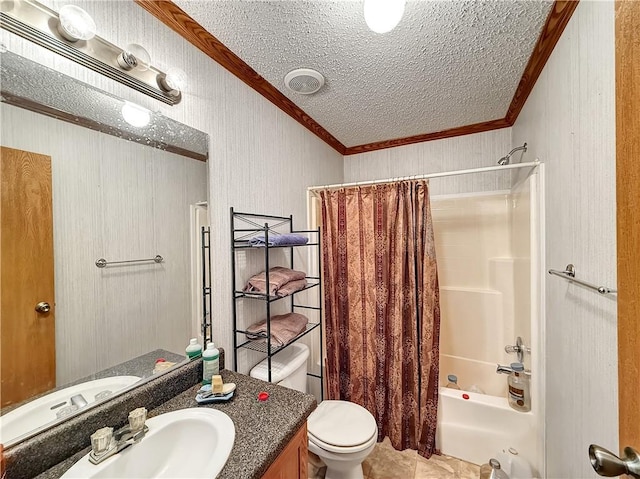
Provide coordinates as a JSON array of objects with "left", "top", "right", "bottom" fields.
[
  {"left": 91, "top": 427, "right": 113, "bottom": 455},
  {"left": 128, "top": 407, "right": 147, "bottom": 432},
  {"left": 504, "top": 336, "right": 530, "bottom": 363}
]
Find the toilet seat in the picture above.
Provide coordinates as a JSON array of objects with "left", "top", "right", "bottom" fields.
[
  {"left": 308, "top": 428, "right": 377, "bottom": 454},
  {"left": 307, "top": 400, "right": 378, "bottom": 453}
]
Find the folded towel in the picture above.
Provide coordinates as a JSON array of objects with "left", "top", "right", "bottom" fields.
[
  {"left": 249, "top": 234, "right": 309, "bottom": 247},
  {"left": 275, "top": 278, "right": 308, "bottom": 297},
  {"left": 246, "top": 312, "right": 309, "bottom": 346},
  {"left": 243, "top": 267, "right": 306, "bottom": 297}
]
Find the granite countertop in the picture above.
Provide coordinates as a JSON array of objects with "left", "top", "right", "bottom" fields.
[{"left": 37, "top": 370, "right": 317, "bottom": 479}]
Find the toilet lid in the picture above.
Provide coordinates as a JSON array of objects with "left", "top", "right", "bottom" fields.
[{"left": 307, "top": 400, "right": 377, "bottom": 448}]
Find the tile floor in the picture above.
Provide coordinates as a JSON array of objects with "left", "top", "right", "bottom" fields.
[{"left": 309, "top": 437, "right": 482, "bottom": 479}]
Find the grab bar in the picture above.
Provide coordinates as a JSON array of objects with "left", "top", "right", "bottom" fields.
[
  {"left": 95, "top": 255, "right": 164, "bottom": 268},
  {"left": 548, "top": 264, "right": 616, "bottom": 295}
]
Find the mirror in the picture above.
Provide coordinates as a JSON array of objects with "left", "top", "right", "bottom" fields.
[{"left": 0, "top": 50, "right": 209, "bottom": 447}]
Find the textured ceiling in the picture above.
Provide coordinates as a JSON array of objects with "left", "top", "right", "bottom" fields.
[{"left": 176, "top": 0, "right": 554, "bottom": 148}]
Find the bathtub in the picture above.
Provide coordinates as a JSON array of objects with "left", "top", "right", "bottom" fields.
[{"left": 436, "top": 387, "right": 537, "bottom": 473}]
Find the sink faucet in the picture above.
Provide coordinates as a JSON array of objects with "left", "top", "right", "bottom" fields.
[
  {"left": 89, "top": 408, "right": 148, "bottom": 465},
  {"left": 70, "top": 394, "right": 88, "bottom": 408}
]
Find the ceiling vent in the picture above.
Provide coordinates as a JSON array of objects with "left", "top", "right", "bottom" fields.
[{"left": 284, "top": 68, "right": 325, "bottom": 95}]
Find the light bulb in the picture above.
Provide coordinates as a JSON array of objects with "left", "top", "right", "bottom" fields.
[
  {"left": 364, "top": 0, "right": 406, "bottom": 34},
  {"left": 164, "top": 67, "right": 187, "bottom": 92},
  {"left": 124, "top": 43, "right": 151, "bottom": 71},
  {"left": 157, "top": 67, "right": 187, "bottom": 99},
  {"left": 57, "top": 5, "right": 96, "bottom": 42},
  {"left": 121, "top": 101, "right": 151, "bottom": 128},
  {"left": 0, "top": 0, "right": 16, "bottom": 13}
]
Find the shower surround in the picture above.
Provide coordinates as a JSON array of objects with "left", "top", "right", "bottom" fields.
[
  {"left": 431, "top": 173, "right": 541, "bottom": 474},
  {"left": 432, "top": 191, "right": 530, "bottom": 396}
]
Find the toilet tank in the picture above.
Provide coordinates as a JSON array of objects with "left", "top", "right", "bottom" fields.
[{"left": 250, "top": 342, "right": 309, "bottom": 393}]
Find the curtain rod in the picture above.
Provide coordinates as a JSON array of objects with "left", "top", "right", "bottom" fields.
[{"left": 308, "top": 159, "right": 541, "bottom": 193}]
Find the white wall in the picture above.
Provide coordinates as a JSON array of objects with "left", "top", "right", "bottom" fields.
[
  {"left": 1, "top": 104, "right": 207, "bottom": 385},
  {"left": 1, "top": 0, "right": 344, "bottom": 369},
  {"left": 511, "top": 1, "right": 617, "bottom": 477},
  {"left": 343, "top": 128, "right": 513, "bottom": 195}
]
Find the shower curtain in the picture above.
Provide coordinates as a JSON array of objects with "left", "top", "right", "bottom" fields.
[{"left": 319, "top": 180, "right": 440, "bottom": 459}]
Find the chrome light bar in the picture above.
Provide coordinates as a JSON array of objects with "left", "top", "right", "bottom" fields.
[{"left": 0, "top": 0, "right": 182, "bottom": 105}]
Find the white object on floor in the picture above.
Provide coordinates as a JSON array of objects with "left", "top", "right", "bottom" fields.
[{"left": 496, "top": 448, "right": 534, "bottom": 479}]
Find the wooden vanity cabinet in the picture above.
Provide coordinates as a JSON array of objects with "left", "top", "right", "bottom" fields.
[{"left": 261, "top": 422, "right": 308, "bottom": 479}]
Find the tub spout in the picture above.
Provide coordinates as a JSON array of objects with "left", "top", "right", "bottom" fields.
[{"left": 496, "top": 364, "right": 514, "bottom": 375}]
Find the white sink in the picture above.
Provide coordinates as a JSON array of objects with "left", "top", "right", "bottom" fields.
[
  {"left": 61, "top": 408, "right": 235, "bottom": 478},
  {"left": 0, "top": 375, "right": 140, "bottom": 445}
]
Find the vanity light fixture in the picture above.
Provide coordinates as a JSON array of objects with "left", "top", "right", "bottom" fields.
[
  {"left": 121, "top": 101, "right": 151, "bottom": 128},
  {"left": 0, "top": 0, "right": 183, "bottom": 105},
  {"left": 364, "top": 0, "right": 406, "bottom": 34}
]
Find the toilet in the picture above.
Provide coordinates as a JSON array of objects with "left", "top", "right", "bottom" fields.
[
  {"left": 250, "top": 343, "right": 378, "bottom": 479},
  {"left": 249, "top": 342, "right": 310, "bottom": 391}
]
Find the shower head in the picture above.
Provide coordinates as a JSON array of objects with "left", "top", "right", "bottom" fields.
[{"left": 497, "top": 143, "right": 528, "bottom": 165}]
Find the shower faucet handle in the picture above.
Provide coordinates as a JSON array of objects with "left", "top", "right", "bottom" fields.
[{"left": 504, "top": 336, "right": 530, "bottom": 363}]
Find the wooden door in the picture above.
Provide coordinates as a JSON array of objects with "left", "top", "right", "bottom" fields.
[
  {"left": 616, "top": 0, "right": 640, "bottom": 455},
  {"left": 0, "top": 146, "right": 55, "bottom": 408}
]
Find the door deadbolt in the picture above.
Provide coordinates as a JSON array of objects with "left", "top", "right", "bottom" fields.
[{"left": 35, "top": 302, "right": 51, "bottom": 313}]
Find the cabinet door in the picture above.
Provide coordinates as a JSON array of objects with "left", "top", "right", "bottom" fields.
[{"left": 262, "top": 423, "right": 308, "bottom": 479}]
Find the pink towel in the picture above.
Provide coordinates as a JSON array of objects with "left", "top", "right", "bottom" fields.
[
  {"left": 275, "top": 278, "right": 308, "bottom": 297},
  {"left": 243, "top": 266, "right": 306, "bottom": 297},
  {"left": 246, "top": 312, "right": 309, "bottom": 346}
]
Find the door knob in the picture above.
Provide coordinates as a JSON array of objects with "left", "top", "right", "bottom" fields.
[
  {"left": 589, "top": 444, "right": 640, "bottom": 478},
  {"left": 35, "top": 302, "right": 51, "bottom": 313}
]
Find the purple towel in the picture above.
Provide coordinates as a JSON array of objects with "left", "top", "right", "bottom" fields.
[{"left": 249, "top": 234, "right": 309, "bottom": 247}]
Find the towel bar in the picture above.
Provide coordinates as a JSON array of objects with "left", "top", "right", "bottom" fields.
[
  {"left": 95, "top": 255, "right": 163, "bottom": 268},
  {"left": 548, "top": 264, "right": 616, "bottom": 295}
]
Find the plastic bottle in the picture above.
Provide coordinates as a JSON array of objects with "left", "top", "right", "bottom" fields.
[
  {"left": 185, "top": 338, "right": 202, "bottom": 360},
  {"left": 507, "top": 362, "right": 531, "bottom": 412},
  {"left": 445, "top": 374, "right": 461, "bottom": 390},
  {"left": 468, "top": 384, "right": 485, "bottom": 394},
  {"left": 202, "top": 342, "right": 220, "bottom": 385}
]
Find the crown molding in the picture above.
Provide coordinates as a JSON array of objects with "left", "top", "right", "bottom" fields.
[
  {"left": 343, "top": 118, "right": 511, "bottom": 155},
  {"left": 136, "top": 0, "right": 578, "bottom": 156},
  {"left": 504, "top": 0, "right": 580, "bottom": 125},
  {"left": 135, "top": 0, "right": 347, "bottom": 155}
]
